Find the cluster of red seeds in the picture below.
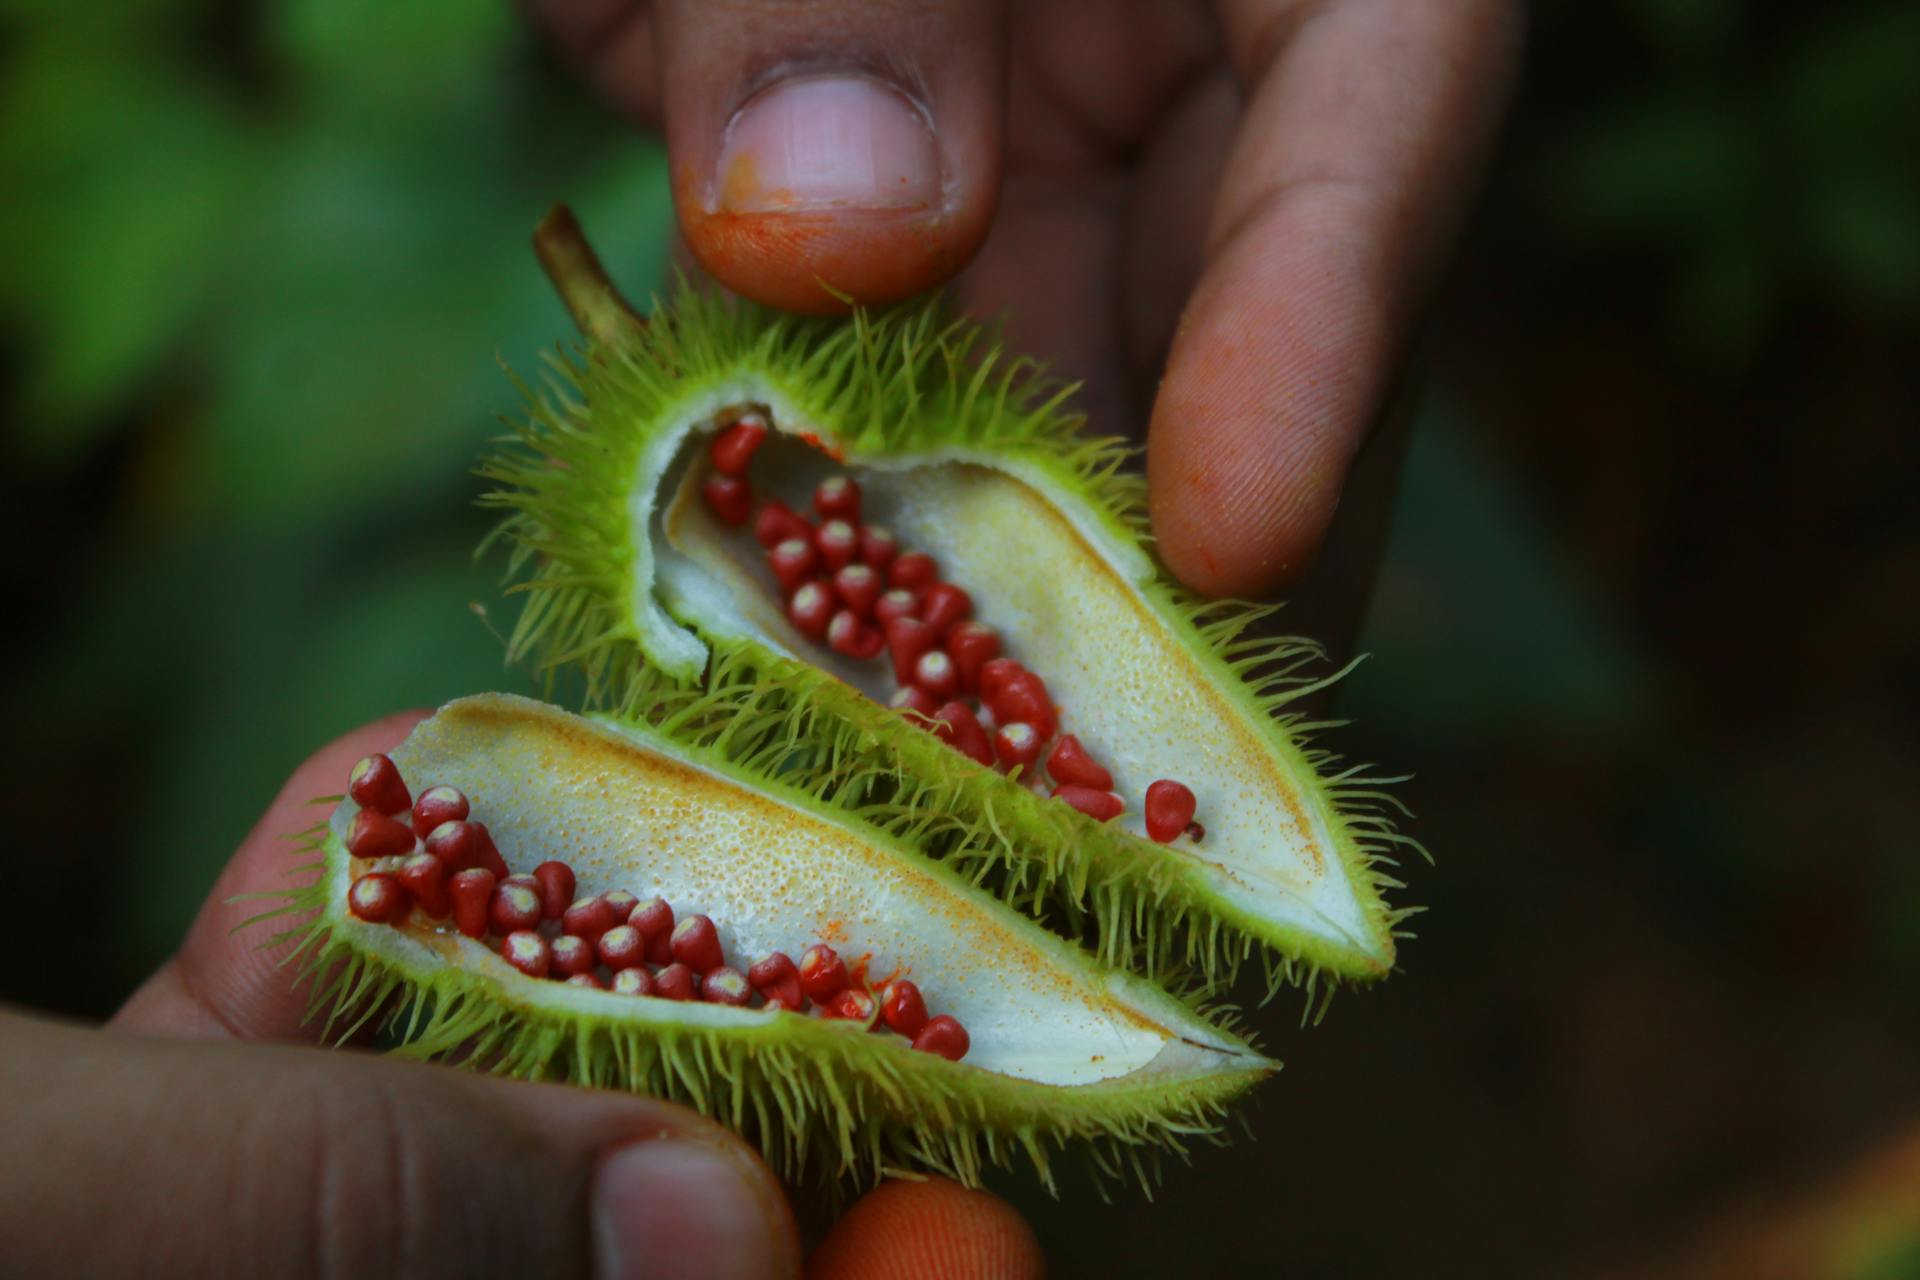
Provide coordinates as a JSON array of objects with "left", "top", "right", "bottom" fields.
[
  {"left": 340, "top": 751, "right": 970, "bottom": 1061},
  {"left": 699, "top": 410, "right": 1204, "bottom": 844}
]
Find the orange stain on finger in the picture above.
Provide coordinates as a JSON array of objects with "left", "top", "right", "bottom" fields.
[
  {"left": 675, "top": 169, "right": 988, "bottom": 315},
  {"left": 807, "top": 1179, "right": 1044, "bottom": 1280}
]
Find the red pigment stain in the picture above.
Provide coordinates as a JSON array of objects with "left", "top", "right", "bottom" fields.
[
  {"left": 797, "top": 431, "right": 846, "bottom": 462},
  {"left": 817, "top": 918, "right": 849, "bottom": 944}
]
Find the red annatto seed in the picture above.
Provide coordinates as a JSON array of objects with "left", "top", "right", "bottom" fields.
[
  {"left": 502, "top": 873, "right": 541, "bottom": 893},
  {"left": 532, "top": 861, "right": 576, "bottom": 920},
  {"left": 397, "top": 853, "right": 451, "bottom": 918},
  {"left": 762, "top": 982, "right": 805, "bottom": 1012},
  {"left": 889, "top": 551, "right": 939, "bottom": 591},
  {"left": 993, "top": 722, "right": 1043, "bottom": 773},
  {"left": 798, "top": 944, "right": 848, "bottom": 1002},
  {"left": 596, "top": 924, "right": 647, "bottom": 971},
  {"left": 612, "top": 967, "right": 655, "bottom": 996},
  {"left": 933, "top": 702, "right": 995, "bottom": 768},
  {"left": 567, "top": 973, "right": 607, "bottom": 990},
  {"left": 550, "top": 934, "right": 596, "bottom": 978},
  {"left": 881, "top": 980, "right": 929, "bottom": 1038},
  {"left": 827, "top": 609, "right": 885, "bottom": 660},
  {"left": 1186, "top": 821, "right": 1206, "bottom": 841},
  {"left": 347, "top": 809, "right": 416, "bottom": 860},
  {"left": 1054, "top": 784, "right": 1124, "bottom": 822},
  {"left": 701, "top": 473, "right": 752, "bottom": 525},
  {"left": 748, "top": 952, "right": 797, "bottom": 990},
  {"left": 815, "top": 519, "right": 858, "bottom": 571},
  {"left": 1045, "top": 734, "right": 1113, "bottom": 790},
  {"left": 755, "top": 499, "right": 813, "bottom": 549},
  {"left": 449, "top": 869, "right": 495, "bottom": 939},
  {"left": 788, "top": 581, "right": 835, "bottom": 638},
  {"left": 889, "top": 685, "right": 940, "bottom": 721},
  {"left": 409, "top": 785, "right": 469, "bottom": 839},
  {"left": 490, "top": 882, "right": 544, "bottom": 934},
  {"left": 348, "top": 754, "right": 411, "bottom": 815},
  {"left": 874, "top": 588, "right": 920, "bottom": 625},
  {"left": 977, "top": 657, "right": 1025, "bottom": 703},
  {"left": 947, "top": 623, "right": 1001, "bottom": 693},
  {"left": 628, "top": 897, "right": 674, "bottom": 942},
  {"left": 912, "top": 1014, "right": 970, "bottom": 1061},
  {"left": 814, "top": 474, "right": 861, "bottom": 523},
  {"left": 884, "top": 616, "right": 937, "bottom": 685},
  {"left": 470, "top": 832, "right": 510, "bottom": 882},
  {"left": 912, "top": 649, "right": 959, "bottom": 700},
  {"left": 768, "top": 538, "right": 820, "bottom": 592},
  {"left": 348, "top": 872, "right": 410, "bottom": 924},
  {"left": 653, "top": 963, "right": 695, "bottom": 1000},
  {"left": 701, "top": 966, "right": 752, "bottom": 1006},
  {"left": 859, "top": 525, "right": 897, "bottom": 571},
  {"left": 562, "top": 896, "right": 617, "bottom": 943},
  {"left": 501, "top": 930, "right": 551, "bottom": 979},
  {"left": 425, "top": 820, "right": 508, "bottom": 878},
  {"left": 670, "top": 915, "right": 725, "bottom": 973},
  {"left": 1144, "top": 779, "right": 1199, "bottom": 843},
  {"left": 602, "top": 890, "right": 640, "bottom": 921},
  {"left": 832, "top": 563, "right": 882, "bottom": 618},
  {"left": 709, "top": 414, "right": 769, "bottom": 476},
  {"left": 646, "top": 931, "right": 673, "bottom": 965},
  {"left": 918, "top": 583, "right": 972, "bottom": 636},
  {"left": 989, "top": 671, "right": 1055, "bottom": 739},
  {"left": 823, "top": 987, "right": 878, "bottom": 1024}
]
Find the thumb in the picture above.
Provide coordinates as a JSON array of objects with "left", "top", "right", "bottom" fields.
[
  {"left": 652, "top": 0, "right": 1007, "bottom": 314},
  {"left": 0, "top": 1009, "right": 800, "bottom": 1279}
]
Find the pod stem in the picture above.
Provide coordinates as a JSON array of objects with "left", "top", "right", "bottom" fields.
[{"left": 534, "top": 204, "right": 644, "bottom": 345}]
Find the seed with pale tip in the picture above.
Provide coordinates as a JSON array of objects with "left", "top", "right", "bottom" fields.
[
  {"left": 410, "top": 785, "right": 468, "bottom": 839},
  {"left": 348, "top": 754, "right": 411, "bottom": 815},
  {"left": 814, "top": 474, "right": 861, "bottom": 523},
  {"left": 348, "top": 872, "right": 410, "bottom": 924},
  {"left": 501, "top": 930, "right": 551, "bottom": 979},
  {"left": 709, "top": 413, "right": 768, "bottom": 476}
]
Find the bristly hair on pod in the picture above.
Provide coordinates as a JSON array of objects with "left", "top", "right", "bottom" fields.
[{"left": 479, "top": 207, "right": 1426, "bottom": 1011}]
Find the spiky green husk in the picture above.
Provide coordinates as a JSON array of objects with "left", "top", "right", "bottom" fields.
[
  {"left": 259, "top": 699, "right": 1274, "bottom": 1197},
  {"left": 480, "top": 263, "right": 1422, "bottom": 1003}
]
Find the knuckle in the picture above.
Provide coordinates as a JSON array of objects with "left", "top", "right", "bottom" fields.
[{"left": 290, "top": 1070, "right": 428, "bottom": 1280}]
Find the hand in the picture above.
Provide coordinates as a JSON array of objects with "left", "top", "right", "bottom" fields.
[
  {"left": 0, "top": 713, "right": 1041, "bottom": 1279},
  {"left": 536, "top": 0, "right": 1519, "bottom": 598}
]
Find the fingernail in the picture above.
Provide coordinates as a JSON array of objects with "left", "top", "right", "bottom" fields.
[
  {"left": 594, "top": 1137, "right": 793, "bottom": 1280},
  {"left": 715, "top": 75, "right": 941, "bottom": 214}
]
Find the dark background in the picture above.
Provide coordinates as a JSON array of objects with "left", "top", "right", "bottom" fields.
[{"left": 3, "top": 2, "right": 1916, "bottom": 1275}]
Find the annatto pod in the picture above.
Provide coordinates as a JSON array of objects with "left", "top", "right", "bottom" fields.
[
  {"left": 279, "top": 693, "right": 1273, "bottom": 1189},
  {"left": 482, "top": 208, "right": 1422, "bottom": 999}
]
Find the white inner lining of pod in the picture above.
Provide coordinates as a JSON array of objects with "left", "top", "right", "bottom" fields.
[
  {"left": 639, "top": 406, "right": 1379, "bottom": 959},
  {"left": 332, "top": 695, "right": 1264, "bottom": 1089}
]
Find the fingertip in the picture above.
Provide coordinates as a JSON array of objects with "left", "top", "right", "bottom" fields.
[
  {"left": 672, "top": 73, "right": 997, "bottom": 313},
  {"left": 807, "top": 1178, "right": 1042, "bottom": 1280},
  {"left": 649, "top": 0, "right": 1007, "bottom": 315},
  {"left": 1145, "top": 223, "right": 1384, "bottom": 599}
]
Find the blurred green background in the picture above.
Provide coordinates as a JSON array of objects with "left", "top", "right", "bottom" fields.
[{"left": 3, "top": 1, "right": 1916, "bottom": 1275}]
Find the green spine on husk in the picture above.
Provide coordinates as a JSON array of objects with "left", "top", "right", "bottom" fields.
[
  {"left": 258, "top": 694, "right": 1274, "bottom": 1194},
  {"left": 480, "top": 208, "right": 1425, "bottom": 1005}
]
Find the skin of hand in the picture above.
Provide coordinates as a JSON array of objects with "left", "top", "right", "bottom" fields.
[
  {"left": 535, "top": 0, "right": 1521, "bottom": 599},
  {"left": 0, "top": 713, "right": 1042, "bottom": 1280}
]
